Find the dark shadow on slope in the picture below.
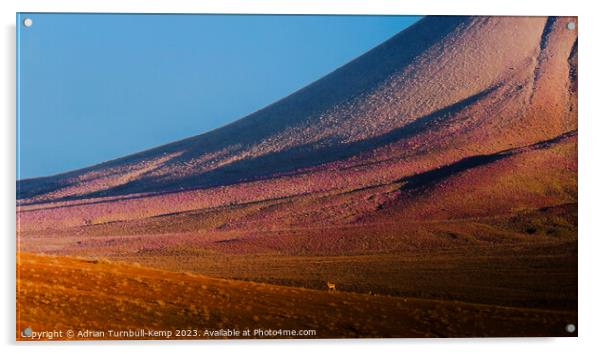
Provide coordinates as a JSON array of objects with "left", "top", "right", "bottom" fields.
[
  {"left": 398, "top": 153, "right": 508, "bottom": 191},
  {"left": 17, "top": 178, "right": 78, "bottom": 200},
  {"left": 568, "top": 38, "right": 578, "bottom": 94},
  {"left": 396, "top": 130, "right": 577, "bottom": 192}
]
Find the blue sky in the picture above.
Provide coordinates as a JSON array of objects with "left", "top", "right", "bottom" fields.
[{"left": 17, "top": 13, "right": 421, "bottom": 179}]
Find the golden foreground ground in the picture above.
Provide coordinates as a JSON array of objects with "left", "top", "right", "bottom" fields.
[{"left": 17, "top": 252, "right": 576, "bottom": 340}]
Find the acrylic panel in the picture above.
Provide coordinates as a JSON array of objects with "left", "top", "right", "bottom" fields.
[{"left": 16, "top": 13, "right": 578, "bottom": 340}]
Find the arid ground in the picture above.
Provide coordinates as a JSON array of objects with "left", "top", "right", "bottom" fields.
[{"left": 17, "top": 15, "right": 578, "bottom": 339}]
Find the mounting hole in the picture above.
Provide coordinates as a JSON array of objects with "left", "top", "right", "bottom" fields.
[
  {"left": 22, "top": 327, "right": 32, "bottom": 337},
  {"left": 23, "top": 18, "right": 33, "bottom": 27},
  {"left": 565, "top": 323, "right": 576, "bottom": 333},
  {"left": 567, "top": 22, "right": 576, "bottom": 31}
]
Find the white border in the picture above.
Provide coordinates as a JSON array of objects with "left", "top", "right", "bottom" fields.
[
  {"left": 7, "top": 0, "right": 581, "bottom": 16},
  {"left": 2, "top": 1, "right": 600, "bottom": 353}
]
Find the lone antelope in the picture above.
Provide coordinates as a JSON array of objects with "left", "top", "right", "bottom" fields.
[{"left": 326, "top": 281, "right": 336, "bottom": 292}]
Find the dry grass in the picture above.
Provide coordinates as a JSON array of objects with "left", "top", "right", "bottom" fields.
[{"left": 17, "top": 253, "right": 576, "bottom": 340}]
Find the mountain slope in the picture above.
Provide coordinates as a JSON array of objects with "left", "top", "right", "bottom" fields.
[{"left": 18, "top": 16, "right": 577, "bottom": 206}]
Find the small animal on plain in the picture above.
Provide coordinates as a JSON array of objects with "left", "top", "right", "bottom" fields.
[{"left": 326, "top": 282, "right": 336, "bottom": 292}]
